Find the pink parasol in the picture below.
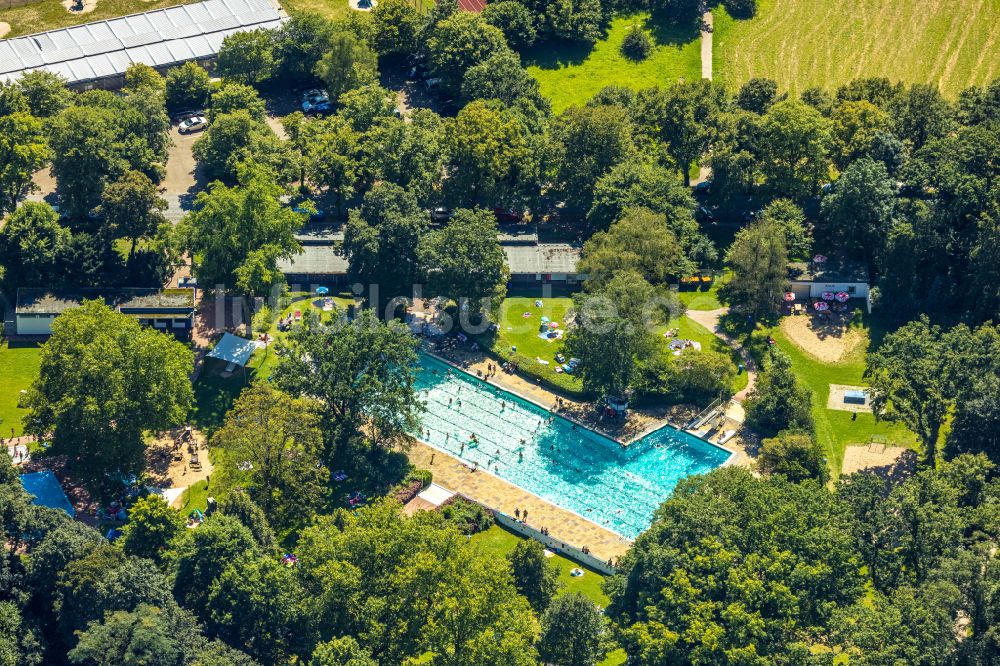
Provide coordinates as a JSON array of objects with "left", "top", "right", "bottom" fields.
[
  {"left": 813, "top": 300, "right": 830, "bottom": 312},
  {"left": 835, "top": 291, "right": 850, "bottom": 302},
  {"left": 784, "top": 292, "right": 796, "bottom": 302},
  {"left": 549, "top": 322, "right": 559, "bottom": 329},
  {"left": 821, "top": 291, "right": 835, "bottom": 301},
  {"left": 813, "top": 254, "right": 828, "bottom": 263}
]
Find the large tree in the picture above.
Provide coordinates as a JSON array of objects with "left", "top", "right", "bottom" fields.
[
  {"left": 564, "top": 271, "right": 661, "bottom": 398},
  {"left": 179, "top": 164, "right": 303, "bottom": 294},
  {"left": 343, "top": 183, "right": 427, "bottom": 307},
  {"left": 274, "top": 309, "right": 421, "bottom": 453},
  {"left": 607, "top": 467, "right": 863, "bottom": 664},
  {"left": 97, "top": 170, "right": 168, "bottom": 261},
  {"left": 638, "top": 81, "right": 723, "bottom": 186},
  {"left": 744, "top": 348, "right": 814, "bottom": 437},
  {"left": 721, "top": 218, "right": 789, "bottom": 320},
  {"left": 442, "top": 100, "right": 531, "bottom": 207},
  {"left": 48, "top": 105, "right": 129, "bottom": 219},
  {"left": 865, "top": 317, "right": 964, "bottom": 466},
  {"left": 821, "top": 157, "right": 895, "bottom": 267},
  {"left": 300, "top": 115, "right": 360, "bottom": 217},
  {"left": 551, "top": 104, "right": 635, "bottom": 215},
  {"left": 216, "top": 29, "right": 275, "bottom": 87},
  {"left": 508, "top": 539, "right": 559, "bottom": 613},
  {"left": 212, "top": 384, "right": 326, "bottom": 530},
  {"left": 0, "top": 112, "right": 50, "bottom": 215},
  {"left": 165, "top": 62, "right": 212, "bottom": 113},
  {"left": 758, "top": 99, "right": 832, "bottom": 199},
  {"left": 537, "top": 593, "right": 609, "bottom": 666},
  {"left": 0, "top": 202, "right": 71, "bottom": 285},
  {"left": 24, "top": 301, "right": 193, "bottom": 487},
  {"left": 420, "top": 207, "right": 509, "bottom": 316},
  {"left": 314, "top": 32, "right": 379, "bottom": 99},
  {"left": 120, "top": 495, "right": 182, "bottom": 564},
  {"left": 579, "top": 207, "right": 690, "bottom": 288},
  {"left": 426, "top": 13, "right": 510, "bottom": 95}
]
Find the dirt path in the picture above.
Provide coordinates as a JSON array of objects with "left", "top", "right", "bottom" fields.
[
  {"left": 701, "top": 11, "right": 713, "bottom": 80},
  {"left": 684, "top": 307, "right": 756, "bottom": 402}
]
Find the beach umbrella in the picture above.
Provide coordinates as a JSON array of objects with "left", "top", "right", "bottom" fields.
[
  {"left": 822, "top": 291, "right": 835, "bottom": 301},
  {"left": 813, "top": 254, "right": 828, "bottom": 264},
  {"left": 835, "top": 291, "right": 850, "bottom": 302},
  {"left": 316, "top": 286, "right": 329, "bottom": 295},
  {"left": 549, "top": 322, "right": 559, "bottom": 329},
  {"left": 784, "top": 292, "right": 796, "bottom": 302},
  {"left": 814, "top": 300, "right": 830, "bottom": 312}
]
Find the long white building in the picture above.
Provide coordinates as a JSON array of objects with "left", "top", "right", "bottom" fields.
[{"left": 0, "top": 0, "right": 286, "bottom": 89}]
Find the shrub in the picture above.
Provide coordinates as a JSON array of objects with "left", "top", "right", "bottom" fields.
[
  {"left": 724, "top": 0, "right": 757, "bottom": 19},
  {"left": 620, "top": 25, "right": 653, "bottom": 61},
  {"left": 389, "top": 468, "right": 433, "bottom": 505},
  {"left": 440, "top": 497, "right": 494, "bottom": 534}
]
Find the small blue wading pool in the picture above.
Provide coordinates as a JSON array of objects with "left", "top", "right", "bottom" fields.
[{"left": 412, "top": 353, "right": 732, "bottom": 539}]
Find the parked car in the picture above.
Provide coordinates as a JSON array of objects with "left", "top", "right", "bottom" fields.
[
  {"left": 293, "top": 203, "right": 325, "bottom": 220},
  {"left": 693, "top": 180, "right": 712, "bottom": 194},
  {"left": 696, "top": 206, "right": 714, "bottom": 222},
  {"left": 424, "top": 78, "right": 441, "bottom": 91},
  {"left": 301, "top": 89, "right": 330, "bottom": 113},
  {"left": 172, "top": 109, "right": 205, "bottom": 123},
  {"left": 178, "top": 116, "right": 208, "bottom": 134},
  {"left": 430, "top": 207, "right": 451, "bottom": 222},
  {"left": 493, "top": 207, "right": 523, "bottom": 223}
]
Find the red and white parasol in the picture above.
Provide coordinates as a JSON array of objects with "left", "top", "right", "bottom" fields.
[{"left": 813, "top": 300, "right": 830, "bottom": 312}]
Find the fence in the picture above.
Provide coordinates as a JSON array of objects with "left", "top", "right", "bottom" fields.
[{"left": 492, "top": 508, "right": 618, "bottom": 576}]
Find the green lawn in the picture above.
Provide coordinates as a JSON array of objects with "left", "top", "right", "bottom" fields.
[
  {"left": 178, "top": 478, "right": 211, "bottom": 515},
  {"left": 472, "top": 524, "right": 610, "bottom": 605},
  {"left": 663, "top": 316, "right": 749, "bottom": 394},
  {"left": 526, "top": 12, "right": 702, "bottom": 113},
  {"left": 0, "top": 341, "right": 41, "bottom": 437},
  {"left": 677, "top": 272, "right": 728, "bottom": 311},
  {"left": 766, "top": 316, "right": 917, "bottom": 477},
  {"left": 712, "top": 0, "right": 1000, "bottom": 98},
  {"left": 191, "top": 293, "right": 352, "bottom": 432}
]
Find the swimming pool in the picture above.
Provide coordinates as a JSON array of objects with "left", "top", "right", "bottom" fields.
[{"left": 412, "top": 353, "right": 732, "bottom": 539}]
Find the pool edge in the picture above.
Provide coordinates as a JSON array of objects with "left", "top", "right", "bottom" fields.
[{"left": 421, "top": 347, "right": 738, "bottom": 462}]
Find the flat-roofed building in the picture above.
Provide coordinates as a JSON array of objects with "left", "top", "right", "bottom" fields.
[
  {"left": 15, "top": 287, "right": 196, "bottom": 337},
  {"left": 0, "top": 0, "right": 286, "bottom": 90}
]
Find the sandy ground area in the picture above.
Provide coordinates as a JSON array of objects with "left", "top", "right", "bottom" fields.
[
  {"left": 841, "top": 444, "right": 917, "bottom": 482},
  {"left": 780, "top": 313, "right": 864, "bottom": 363},
  {"left": 0, "top": 22, "right": 10, "bottom": 38},
  {"left": 145, "top": 427, "right": 214, "bottom": 507},
  {"left": 61, "top": 0, "right": 97, "bottom": 13},
  {"left": 827, "top": 384, "right": 872, "bottom": 412}
]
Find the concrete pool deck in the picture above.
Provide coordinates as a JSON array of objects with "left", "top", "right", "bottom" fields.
[{"left": 408, "top": 440, "right": 633, "bottom": 564}]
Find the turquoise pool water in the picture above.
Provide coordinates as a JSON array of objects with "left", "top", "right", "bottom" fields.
[{"left": 412, "top": 353, "right": 732, "bottom": 539}]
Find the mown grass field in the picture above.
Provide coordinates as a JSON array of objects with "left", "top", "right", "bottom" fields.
[
  {"left": 0, "top": 341, "right": 41, "bottom": 437},
  {"left": 526, "top": 12, "right": 702, "bottom": 113},
  {"left": 713, "top": 0, "right": 1000, "bottom": 98}
]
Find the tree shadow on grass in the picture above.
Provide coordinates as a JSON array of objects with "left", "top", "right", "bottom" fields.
[
  {"left": 644, "top": 13, "right": 702, "bottom": 48},
  {"left": 523, "top": 38, "right": 593, "bottom": 70}
]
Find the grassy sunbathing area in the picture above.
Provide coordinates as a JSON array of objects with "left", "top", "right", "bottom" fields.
[
  {"left": 478, "top": 296, "right": 747, "bottom": 399},
  {"left": 191, "top": 292, "right": 353, "bottom": 432},
  {"left": 0, "top": 341, "right": 41, "bottom": 437}
]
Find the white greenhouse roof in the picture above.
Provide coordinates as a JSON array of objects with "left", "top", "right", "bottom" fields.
[{"left": 0, "top": 0, "right": 286, "bottom": 85}]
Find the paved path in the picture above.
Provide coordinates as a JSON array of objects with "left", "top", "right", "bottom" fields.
[
  {"left": 685, "top": 308, "right": 757, "bottom": 402},
  {"left": 408, "top": 440, "right": 632, "bottom": 564},
  {"left": 701, "top": 11, "right": 713, "bottom": 80}
]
